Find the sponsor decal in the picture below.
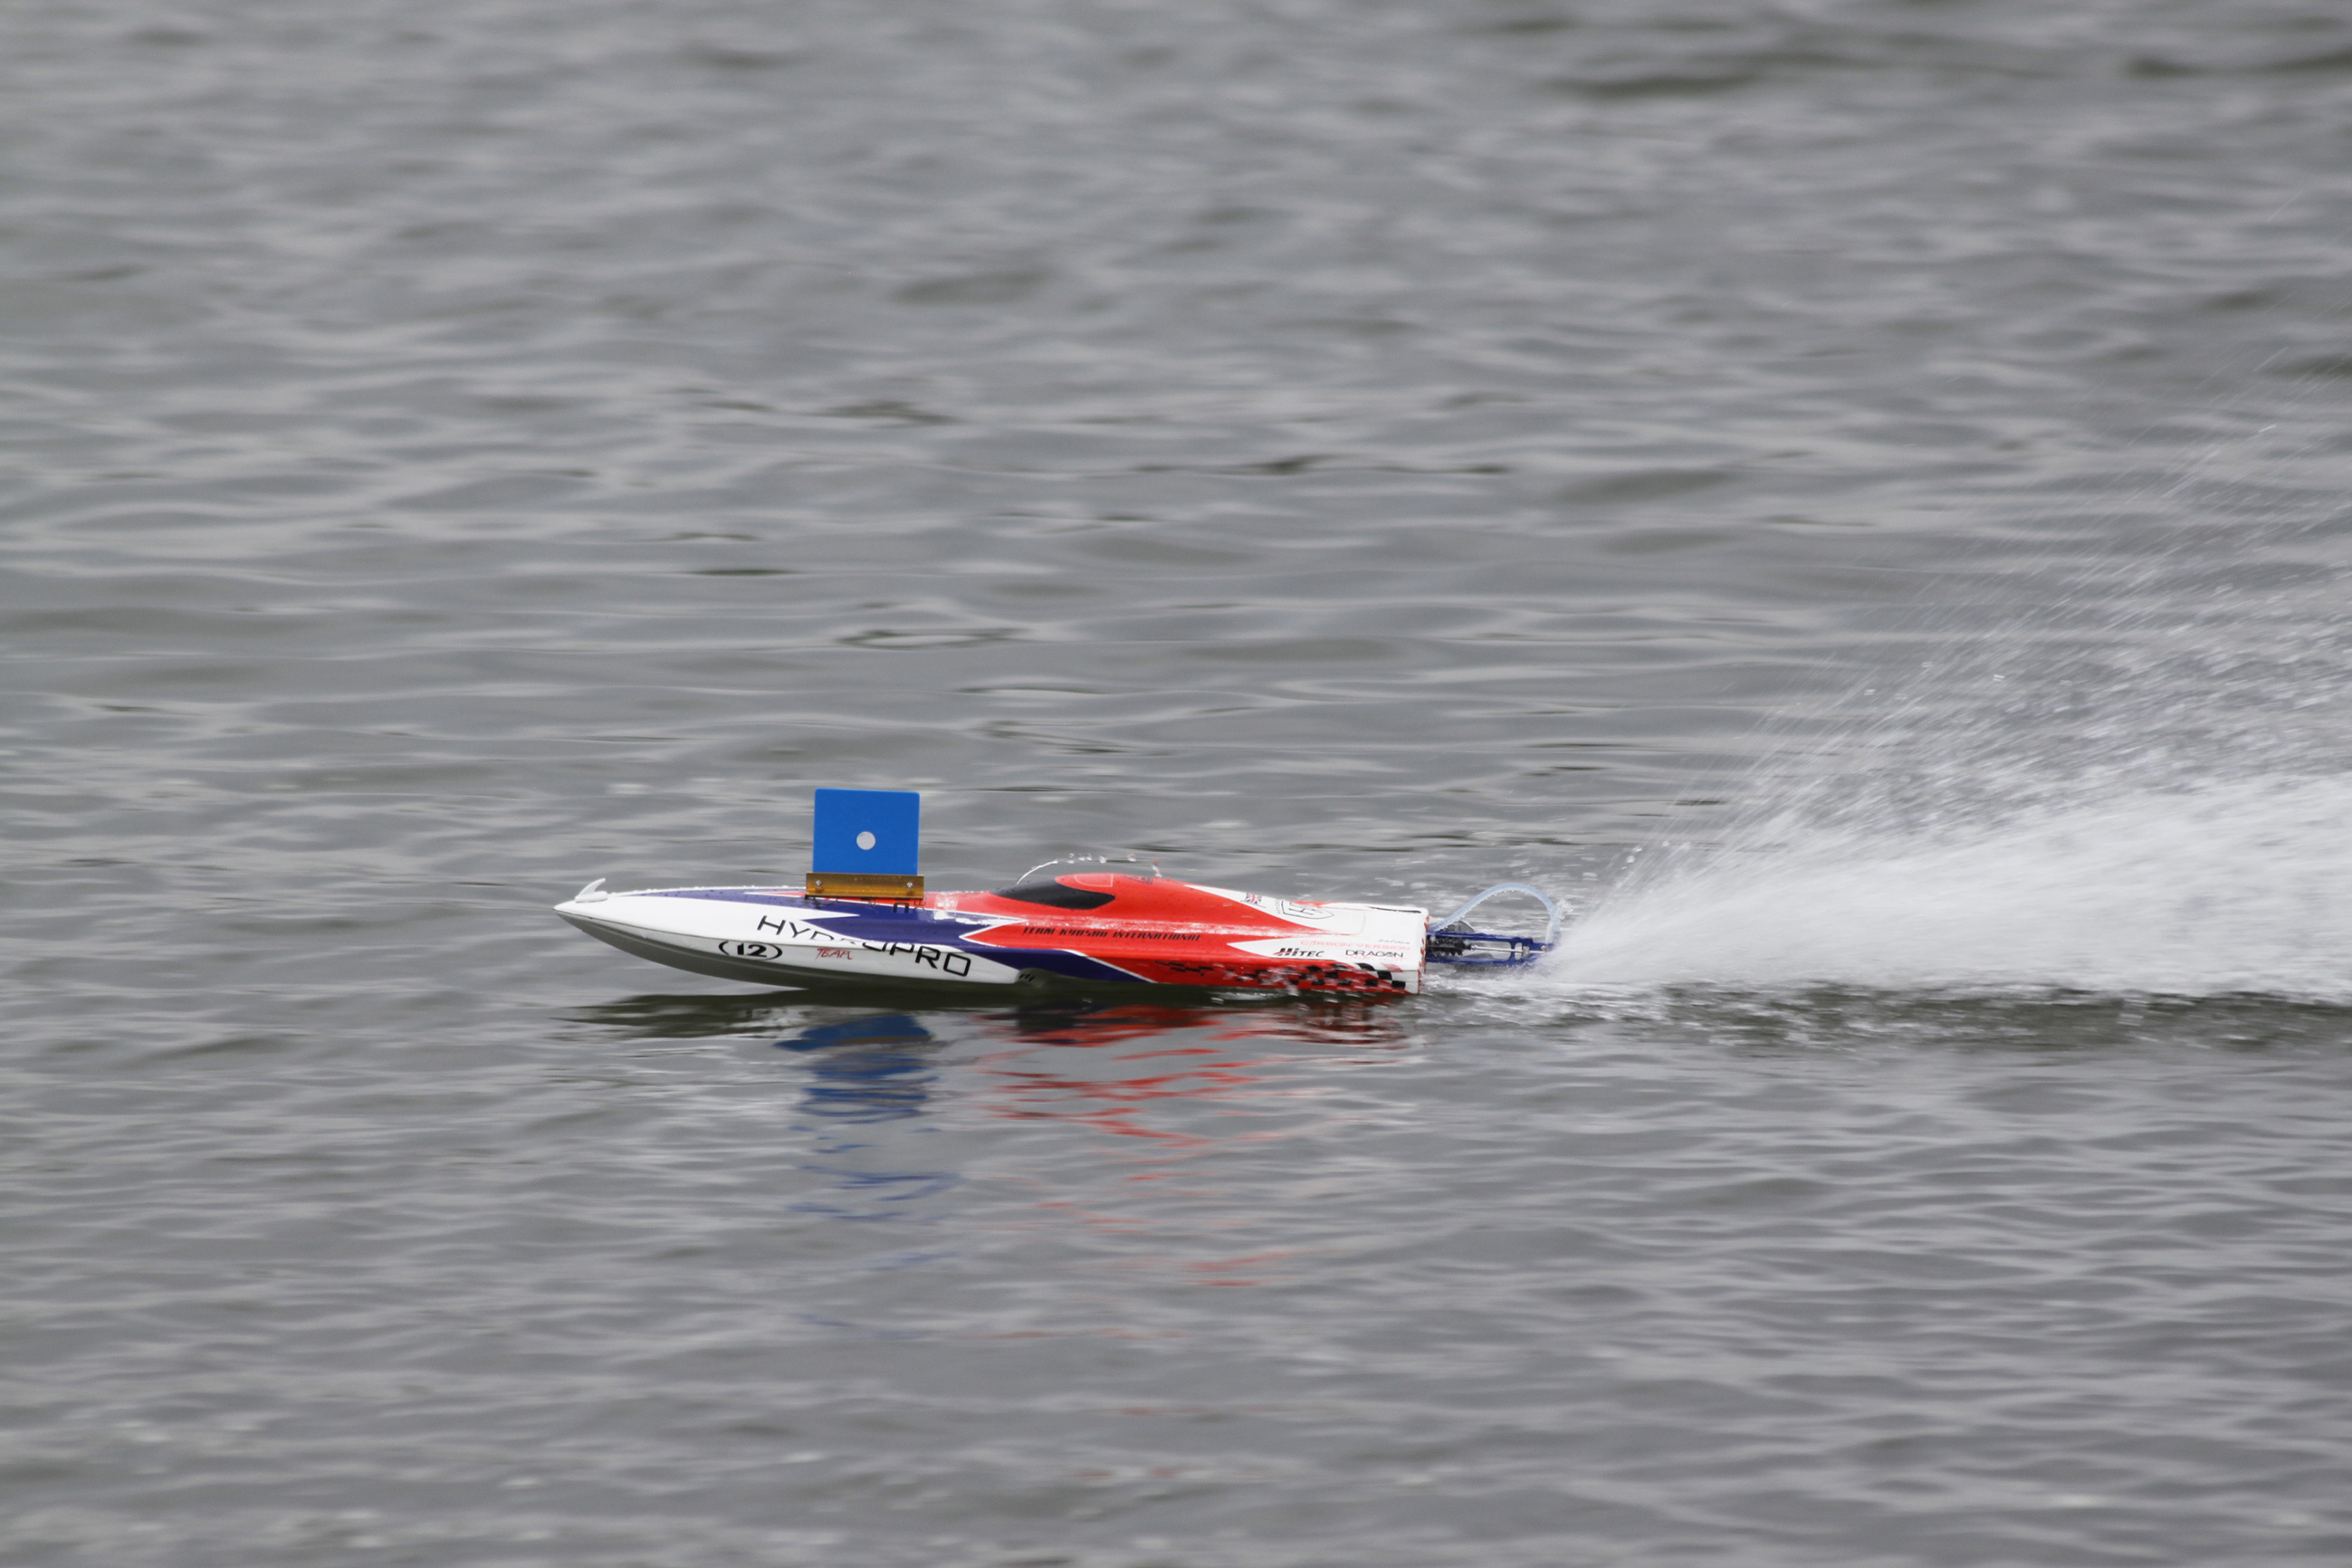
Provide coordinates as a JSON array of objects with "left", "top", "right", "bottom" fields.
[
  {"left": 756, "top": 913, "right": 828, "bottom": 940},
  {"left": 728, "top": 937, "right": 971, "bottom": 978},
  {"left": 994, "top": 924, "right": 1205, "bottom": 942},
  {"left": 855, "top": 941, "right": 974, "bottom": 978}
]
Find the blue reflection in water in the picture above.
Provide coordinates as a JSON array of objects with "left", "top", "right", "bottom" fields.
[
  {"left": 773, "top": 1014, "right": 937, "bottom": 1122},
  {"left": 773, "top": 1015, "right": 956, "bottom": 1223}
]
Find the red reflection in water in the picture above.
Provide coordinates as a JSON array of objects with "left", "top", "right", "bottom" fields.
[
  {"left": 959, "top": 1000, "right": 1420, "bottom": 1287},
  {"left": 1001, "top": 999, "right": 1408, "bottom": 1050},
  {"left": 969, "top": 999, "right": 1411, "bottom": 1146}
]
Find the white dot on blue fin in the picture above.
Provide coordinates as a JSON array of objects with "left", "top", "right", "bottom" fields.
[{"left": 856, "top": 830, "right": 876, "bottom": 851}]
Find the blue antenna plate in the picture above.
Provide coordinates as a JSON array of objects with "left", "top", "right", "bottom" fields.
[{"left": 810, "top": 788, "right": 921, "bottom": 875}]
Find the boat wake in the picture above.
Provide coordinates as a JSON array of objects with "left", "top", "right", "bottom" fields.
[{"left": 1541, "top": 776, "right": 2352, "bottom": 1004}]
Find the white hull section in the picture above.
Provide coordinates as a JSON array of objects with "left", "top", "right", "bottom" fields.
[{"left": 555, "top": 890, "right": 1028, "bottom": 990}]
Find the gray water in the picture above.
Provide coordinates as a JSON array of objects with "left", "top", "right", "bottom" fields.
[{"left": 7, "top": 1, "right": 2352, "bottom": 1563}]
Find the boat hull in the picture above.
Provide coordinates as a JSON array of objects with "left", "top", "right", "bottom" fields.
[{"left": 554, "top": 883, "right": 1427, "bottom": 997}]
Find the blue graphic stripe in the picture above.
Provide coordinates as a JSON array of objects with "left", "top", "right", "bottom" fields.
[{"left": 650, "top": 888, "right": 1149, "bottom": 985}]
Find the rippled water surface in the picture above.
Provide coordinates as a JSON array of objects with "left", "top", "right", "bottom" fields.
[{"left": 7, "top": 1, "right": 2352, "bottom": 1563}]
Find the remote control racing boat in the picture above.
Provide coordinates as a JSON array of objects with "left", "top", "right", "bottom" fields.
[{"left": 556, "top": 789, "right": 1556, "bottom": 998}]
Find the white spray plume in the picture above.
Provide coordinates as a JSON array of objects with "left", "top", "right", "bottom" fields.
[{"left": 1544, "top": 777, "right": 2352, "bottom": 1001}]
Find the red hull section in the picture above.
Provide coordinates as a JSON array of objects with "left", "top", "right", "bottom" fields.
[{"left": 932, "top": 873, "right": 1427, "bottom": 994}]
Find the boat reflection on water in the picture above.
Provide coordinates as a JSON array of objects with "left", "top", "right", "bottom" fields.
[
  {"left": 563, "top": 989, "right": 796, "bottom": 1039},
  {"left": 789, "top": 1000, "right": 1416, "bottom": 1148},
  {"left": 573, "top": 989, "right": 1413, "bottom": 1138},
  {"left": 764, "top": 999, "right": 1411, "bottom": 1128},
  {"left": 574, "top": 992, "right": 1417, "bottom": 1248}
]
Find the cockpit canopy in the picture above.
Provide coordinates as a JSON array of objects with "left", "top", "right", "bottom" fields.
[{"left": 990, "top": 854, "right": 1159, "bottom": 911}]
